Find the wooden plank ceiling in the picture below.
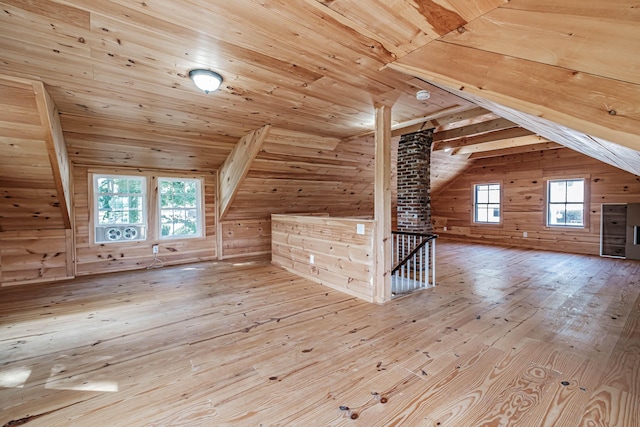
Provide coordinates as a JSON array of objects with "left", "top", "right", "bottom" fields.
[{"left": 0, "top": 0, "right": 638, "bottom": 182}]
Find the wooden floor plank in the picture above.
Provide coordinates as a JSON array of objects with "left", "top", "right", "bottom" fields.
[{"left": 1, "top": 240, "right": 639, "bottom": 426}]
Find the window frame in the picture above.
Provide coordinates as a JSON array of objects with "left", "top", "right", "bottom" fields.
[
  {"left": 88, "top": 170, "right": 208, "bottom": 246},
  {"left": 157, "top": 176, "right": 204, "bottom": 240},
  {"left": 472, "top": 182, "right": 502, "bottom": 225},
  {"left": 545, "top": 177, "right": 589, "bottom": 229},
  {"left": 93, "top": 174, "right": 148, "bottom": 244}
]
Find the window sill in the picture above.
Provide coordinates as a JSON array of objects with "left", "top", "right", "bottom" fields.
[
  {"left": 543, "top": 225, "right": 591, "bottom": 233},
  {"left": 472, "top": 222, "right": 503, "bottom": 228}
]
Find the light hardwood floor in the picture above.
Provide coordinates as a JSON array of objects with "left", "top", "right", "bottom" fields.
[{"left": 1, "top": 241, "right": 639, "bottom": 426}]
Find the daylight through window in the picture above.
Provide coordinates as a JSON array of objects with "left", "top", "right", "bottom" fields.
[
  {"left": 158, "top": 178, "right": 203, "bottom": 239},
  {"left": 474, "top": 183, "right": 500, "bottom": 223},
  {"left": 94, "top": 175, "right": 147, "bottom": 243},
  {"left": 547, "top": 179, "right": 585, "bottom": 227}
]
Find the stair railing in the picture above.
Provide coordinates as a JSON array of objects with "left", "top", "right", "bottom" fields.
[{"left": 391, "top": 231, "right": 437, "bottom": 296}]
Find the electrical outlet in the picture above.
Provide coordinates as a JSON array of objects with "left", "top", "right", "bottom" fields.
[
  {"left": 443, "top": 226, "right": 447, "bottom": 231},
  {"left": 522, "top": 232, "right": 528, "bottom": 238},
  {"left": 152, "top": 244, "right": 159, "bottom": 254},
  {"left": 309, "top": 254, "right": 314, "bottom": 264},
  {"left": 356, "top": 224, "right": 365, "bottom": 235}
]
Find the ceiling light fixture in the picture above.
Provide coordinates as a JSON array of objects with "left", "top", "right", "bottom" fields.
[
  {"left": 189, "top": 69, "right": 223, "bottom": 94},
  {"left": 416, "top": 89, "right": 431, "bottom": 101}
]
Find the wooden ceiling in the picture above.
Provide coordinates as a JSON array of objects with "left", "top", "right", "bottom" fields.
[
  {"left": 0, "top": 0, "right": 638, "bottom": 175},
  {"left": 0, "top": 0, "right": 482, "bottom": 146}
]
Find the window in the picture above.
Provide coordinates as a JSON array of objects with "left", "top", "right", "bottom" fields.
[
  {"left": 474, "top": 183, "right": 501, "bottom": 223},
  {"left": 158, "top": 177, "right": 203, "bottom": 239},
  {"left": 94, "top": 175, "right": 146, "bottom": 243},
  {"left": 547, "top": 179, "right": 585, "bottom": 227}
]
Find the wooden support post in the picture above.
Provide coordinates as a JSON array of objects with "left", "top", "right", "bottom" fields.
[
  {"left": 0, "top": 236, "right": 3, "bottom": 284},
  {"left": 374, "top": 104, "right": 392, "bottom": 303},
  {"left": 216, "top": 169, "right": 224, "bottom": 260}
]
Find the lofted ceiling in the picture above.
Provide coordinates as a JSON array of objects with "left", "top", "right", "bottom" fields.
[{"left": 0, "top": 0, "right": 638, "bottom": 177}]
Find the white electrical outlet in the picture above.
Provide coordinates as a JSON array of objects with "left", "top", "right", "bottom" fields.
[
  {"left": 522, "top": 232, "right": 528, "bottom": 238},
  {"left": 443, "top": 226, "right": 447, "bottom": 231},
  {"left": 309, "top": 254, "right": 314, "bottom": 264},
  {"left": 356, "top": 224, "right": 365, "bottom": 235},
  {"left": 152, "top": 244, "right": 159, "bottom": 254}
]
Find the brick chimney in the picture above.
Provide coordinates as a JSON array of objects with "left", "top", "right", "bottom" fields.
[{"left": 396, "top": 129, "right": 433, "bottom": 234}]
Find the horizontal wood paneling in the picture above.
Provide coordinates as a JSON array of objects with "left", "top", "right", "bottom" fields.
[
  {"left": 0, "top": 75, "right": 68, "bottom": 231},
  {"left": 0, "top": 229, "right": 71, "bottom": 285},
  {"left": 272, "top": 214, "right": 375, "bottom": 302},
  {"left": 73, "top": 166, "right": 217, "bottom": 276},
  {"left": 432, "top": 148, "right": 640, "bottom": 255},
  {"left": 220, "top": 219, "right": 271, "bottom": 259},
  {"left": 220, "top": 132, "right": 377, "bottom": 256}
]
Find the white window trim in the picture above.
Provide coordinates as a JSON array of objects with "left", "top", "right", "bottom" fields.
[
  {"left": 157, "top": 177, "right": 204, "bottom": 240},
  {"left": 473, "top": 182, "right": 502, "bottom": 225},
  {"left": 546, "top": 178, "right": 586, "bottom": 228},
  {"left": 93, "top": 174, "right": 147, "bottom": 244}
]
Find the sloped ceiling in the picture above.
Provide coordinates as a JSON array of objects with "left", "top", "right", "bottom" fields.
[
  {"left": 388, "top": 0, "right": 640, "bottom": 175},
  {"left": 0, "top": 0, "right": 637, "bottom": 180}
]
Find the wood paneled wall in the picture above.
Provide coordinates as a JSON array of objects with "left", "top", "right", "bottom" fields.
[
  {"left": 0, "top": 75, "right": 70, "bottom": 231},
  {"left": 271, "top": 214, "right": 375, "bottom": 302},
  {"left": 220, "top": 219, "right": 271, "bottom": 259},
  {"left": 432, "top": 148, "right": 640, "bottom": 255},
  {"left": 0, "top": 229, "right": 72, "bottom": 285},
  {"left": 221, "top": 133, "right": 377, "bottom": 257},
  {"left": 0, "top": 76, "right": 75, "bottom": 286},
  {"left": 73, "top": 166, "right": 217, "bottom": 276}
]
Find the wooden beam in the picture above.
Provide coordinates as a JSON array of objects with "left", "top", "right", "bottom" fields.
[
  {"left": 388, "top": 40, "right": 640, "bottom": 152},
  {"left": 433, "top": 127, "right": 532, "bottom": 151},
  {"left": 433, "top": 117, "right": 516, "bottom": 142},
  {"left": 218, "top": 125, "right": 271, "bottom": 221},
  {"left": 374, "top": 104, "right": 392, "bottom": 304},
  {"left": 32, "top": 81, "right": 72, "bottom": 229},
  {"left": 456, "top": 134, "right": 550, "bottom": 155},
  {"left": 468, "top": 141, "right": 563, "bottom": 159},
  {"left": 390, "top": 106, "right": 489, "bottom": 137}
]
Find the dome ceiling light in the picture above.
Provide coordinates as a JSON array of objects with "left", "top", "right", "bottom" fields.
[{"left": 189, "top": 69, "right": 223, "bottom": 94}]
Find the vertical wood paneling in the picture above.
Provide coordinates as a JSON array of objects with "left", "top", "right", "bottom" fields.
[
  {"left": 271, "top": 214, "right": 375, "bottom": 302},
  {"left": 432, "top": 148, "right": 640, "bottom": 255}
]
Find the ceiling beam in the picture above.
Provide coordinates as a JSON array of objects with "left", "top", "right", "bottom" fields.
[
  {"left": 218, "top": 125, "right": 271, "bottom": 221},
  {"left": 468, "top": 141, "right": 563, "bottom": 159},
  {"left": 433, "top": 127, "right": 532, "bottom": 151},
  {"left": 433, "top": 117, "right": 516, "bottom": 142},
  {"left": 455, "top": 134, "right": 550, "bottom": 155},
  {"left": 390, "top": 106, "right": 489, "bottom": 137},
  {"left": 388, "top": 40, "right": 640, "bottom": 152}
]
